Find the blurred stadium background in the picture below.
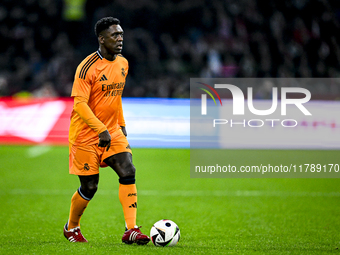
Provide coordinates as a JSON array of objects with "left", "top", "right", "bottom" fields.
[
  {"left": 1, "top": 0, "right": 340, "bottom": 146},
  {"left": 1, "top": 0, "right": 340, "bottom": 99}
]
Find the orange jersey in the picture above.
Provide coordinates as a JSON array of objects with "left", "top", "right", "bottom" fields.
[{"left": 69, "top": 51, "right": 128, "bottom": 146}]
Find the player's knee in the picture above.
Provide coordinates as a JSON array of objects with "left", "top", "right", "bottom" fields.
[
  {"left": 78, "top": 183, "right": 98, "bottom": 200},
  {"left": 124, "top": 162, "right": 136, "bottom": 177},
  {"left": 115, "top": 160, "right": 135, "bottom": 178},
  {"left": 87, "top": 182, "right": 98, "bottom": 194},
  {"left": 126, "top": 163, "right": 136, "bottom": 176},
  {"left": 118, "top": 162, "right": 136, "bottom": 184}
]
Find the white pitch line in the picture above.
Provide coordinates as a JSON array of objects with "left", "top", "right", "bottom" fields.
[
  {"left": 2, "top": 189, "right": 340, "bottom": 197},
  {"left": 140, "top": 190, "right": 340, "bottom": 197},
  {"left": 26, "top": 145, "right": 52, "bottom": 158}
]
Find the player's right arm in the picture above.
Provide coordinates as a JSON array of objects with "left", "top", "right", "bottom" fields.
[
  {"left": 73, "top": 96, "right": 111, "bottom": 151},
  {"left": 71, "top": 53, "right": 111, "bottom": 150}
]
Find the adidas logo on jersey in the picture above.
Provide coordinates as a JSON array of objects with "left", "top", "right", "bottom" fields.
[{"left": 99, "top": 74, "right": 108, "bottom": 81}]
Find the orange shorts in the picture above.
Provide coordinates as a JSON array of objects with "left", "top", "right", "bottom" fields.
[{"left": 69, "top": 129, "right": 132, "bottom": 176}]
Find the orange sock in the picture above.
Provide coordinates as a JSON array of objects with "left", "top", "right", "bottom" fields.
[
  {"left": 119, "top": 184, "right": 137, "bottom": 229},
  {"left": 68, "top": 190, "right": 90, "bottom": 230}
]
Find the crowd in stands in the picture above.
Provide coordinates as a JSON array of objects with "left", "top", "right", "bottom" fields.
[{"left": 1, "top": 0, "right": 340, "bottom": 98}]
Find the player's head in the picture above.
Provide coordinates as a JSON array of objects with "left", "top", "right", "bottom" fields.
[
  {"left": 94, "top": 17, "right": 120, "bottom": 37},
  {"left": 95, "top": 17, "right": 124, "bottom": 55}
]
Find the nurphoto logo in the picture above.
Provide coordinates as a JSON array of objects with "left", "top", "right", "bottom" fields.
[
  {"left": 198, "top": 82, "right": 222, "bottom": 115},
  {"left": 199, "top": 83, "right": 312, "bottom": 128}
]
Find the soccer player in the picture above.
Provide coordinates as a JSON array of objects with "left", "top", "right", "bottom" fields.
[{"left": 63, "top": 17, "right": 150, "bottom": 245}]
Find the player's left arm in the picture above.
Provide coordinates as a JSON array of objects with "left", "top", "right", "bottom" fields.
[
  {"left": 118, "top": 96, "right": 127, "bottom": 136},
  {"left": 73, "top": 96, "right": 111, "bottom": 150},
  {"left": 119, "top": 62, "right": 128, "bottom": 137}
]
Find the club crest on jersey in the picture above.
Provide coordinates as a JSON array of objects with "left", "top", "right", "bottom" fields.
[
  {"left": 121, "top": 68, "right": 126, "bottom": 77},
  {"left": 84, "top": 163, "right": 90, "bottom": 171}
]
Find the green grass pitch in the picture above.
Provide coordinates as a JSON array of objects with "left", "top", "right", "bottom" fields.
[{"left": 0, "top": 145, "right": 340, "bottom": 254}]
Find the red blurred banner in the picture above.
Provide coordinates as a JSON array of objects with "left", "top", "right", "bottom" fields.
[
  {"left": 0, "top": 98, "right": 191, "bottom": 148},
  {"left": 0, "top": 98, "right": 73, "bottom": 145}
]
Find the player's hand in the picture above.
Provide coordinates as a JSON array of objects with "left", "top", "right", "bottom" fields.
[
  {"left": 98, "top": 130, "right": 111, "bottom": 151},
  {"left": 121, "top": 126, "right": 127, "bottom": 137}
]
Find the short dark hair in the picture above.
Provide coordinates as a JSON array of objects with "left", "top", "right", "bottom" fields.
[{"left": 94, "top": 17, "right": 120, "bottom": 37}]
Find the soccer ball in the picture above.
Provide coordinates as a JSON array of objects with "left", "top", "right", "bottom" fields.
[{"left": 150, "top": 219, "right": 180, "bottom": 247}]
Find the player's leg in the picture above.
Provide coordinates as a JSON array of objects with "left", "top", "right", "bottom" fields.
[
  {"left": 64, "top": 174, "right": 99, "bottom": 242},
  {"left": 67, "top": 174, "right": 99, "bottom": 230},
  {"left": 104, "top": 152, "right": 136, "bottom": 229},
  {"left": 65, "top": 143, "right": 100, "bottom": 242},
  {"left": 104, "top": 152, "right": 149, "bottom": 245}
]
